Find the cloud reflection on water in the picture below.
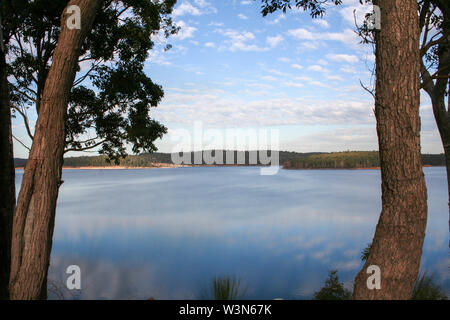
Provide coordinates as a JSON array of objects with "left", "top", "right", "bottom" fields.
[{"left": 15, "top": 167, "right": 450, "bottom": 299}]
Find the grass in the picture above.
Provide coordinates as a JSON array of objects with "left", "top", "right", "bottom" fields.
[{"left": 200, "top": 275, "right": 247, "bottom": 300}]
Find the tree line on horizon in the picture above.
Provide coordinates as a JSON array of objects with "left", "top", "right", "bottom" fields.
[{"left": 13, "top": 151, "right": 447, "bottom": 168}]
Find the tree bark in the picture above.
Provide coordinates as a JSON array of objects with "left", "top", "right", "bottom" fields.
[
  {"left": 9, "top": 0, "right": 101, "bottom": 300},
  {"left": 353, "top": 0, "right": 428, "bottom": 299},
  {"left": 0, "top": 44, "right": 15, "bottom": 300}
]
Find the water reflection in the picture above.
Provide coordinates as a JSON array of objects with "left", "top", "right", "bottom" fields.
[{"left": 14, "top": 166, "right": 450, "bottom": 299}]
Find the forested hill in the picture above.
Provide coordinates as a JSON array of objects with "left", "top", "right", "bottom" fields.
[
  {"left": 14, "top": 151, "right": 321, "bottom": 168},
  {"left": 283, "top": 151, "right": 445, "bottom": 169},
  {"left": 14, "top": 151, "right": 445, "bottom": 169}
]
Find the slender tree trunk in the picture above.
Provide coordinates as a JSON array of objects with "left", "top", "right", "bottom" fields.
[
  {"left": 431, "top": 38, "right": 450, "bottom": 248},
  {"left": 443, "top": 134, "right": 450, "bottom": 248},
  {"left": 421, "top": 24, "right": 450, "bottom": 247},
  {"left": 9, "top": 0, "right": 101, "bottom": 300},
  {"left": 0, "top": 45, "right": 15, "bottom": 300},
  {"left": 431, "top": 94, "right": 450, "bottom": 243},
  {"left": 353, "top": 0, "right": 428, "bottom": 299}
]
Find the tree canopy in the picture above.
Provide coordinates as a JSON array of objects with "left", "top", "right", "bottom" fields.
[
  {"left": 3, "top": 0, "right": 178, "bottom": 163},
  {"left": 257, "top": 0, "right": 342, "bottom": 17}
]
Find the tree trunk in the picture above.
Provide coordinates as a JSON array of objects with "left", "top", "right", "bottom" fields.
[
  {"left": 353, "top": 0, "right": 428, "bottom": 299},
  {"left": 430, "top": 39, "right": 450, "bottom": 248},
  {"left": 0, "top": 45, "right": 15, "bottom": 300},
  {"left": 443, "top": 134, "right": 450, "bottom": 249},
  {"left": 430, "top": 93, "right": 450, "bottom": 248},
  {"left": 420, "top": 19, "right": 450, "bottom": 248},
  {"left": 9, "top": 0, "right": 101, "bottom": 300}
]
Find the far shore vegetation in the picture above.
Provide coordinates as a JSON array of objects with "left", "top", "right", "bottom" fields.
[{"left": 14, "top": 151, "right": 445, "bottom": 170}]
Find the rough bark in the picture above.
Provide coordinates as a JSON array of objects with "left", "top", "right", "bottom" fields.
[
  {"left": 353, "top": 0, "right": 428, "bottom": 299},
  {"left": 9, "top": 0, "right": 101, "bottom": 300},
  {"left": 0, "top": 42, "right": 15, "bottom": 300}
]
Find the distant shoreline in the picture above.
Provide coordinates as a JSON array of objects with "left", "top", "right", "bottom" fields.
[
  {"left": 14, "top": 164, "right": 442, "bottom": 171},
  {"left": 15, "top": 163, "right": 184, "bottom": 170},
  {"left": 283, "top": 164, "right": 438, "bottom": 170}
]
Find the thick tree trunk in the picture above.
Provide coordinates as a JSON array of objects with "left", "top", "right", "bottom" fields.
[
  {"left": 353, "top": 0, "right": 428, "bottom": 299},
  {"left": 0, "top": 46, "right": 15, "bottom": 300},
  {"left": 9, "top": 0, "right": 101, "bottom": 300}
]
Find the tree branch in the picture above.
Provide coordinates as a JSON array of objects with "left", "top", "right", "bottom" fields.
[
  {"left": 12, "top": 135, "right": 31, "bottom": 151},
  {"left": 10, "top": 103, "right": 34, "bottom": 141},
  {"left": 64, "top": 139, "right": 107, "bottom": 153}
]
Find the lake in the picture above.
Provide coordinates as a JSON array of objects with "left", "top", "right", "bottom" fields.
[{"left": 14, "top": 166, "right": 450, "bottom": 299}]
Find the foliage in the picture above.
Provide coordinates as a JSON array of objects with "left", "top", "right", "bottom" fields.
[
  {"left": 201, "top": 276, "right": 247, "bottom": 300},
  {"left": 313, "top": 270, "right": 352, "bottom": 300},
  {"left": 14, "top": 151, "right": 446, "bottom": 168},
  {"left": 360, "top": 243, "right": 371, "bottom": 262},
  {"left": 356, "top": 0, "right": 449, "bottom": 95},
  {"left": 257, "top": 0, "right": 342, "bottom": 18},
  {"left": 2, "top": 0, "right": 178, "bottom": 163},
  {"left": 284, "top": 151, "right": 445, "bottom": 169},
  {"left": 411, "top": 272, "right": 448, "bottom": 300}
]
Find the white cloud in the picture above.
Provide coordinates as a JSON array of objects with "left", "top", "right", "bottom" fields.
[
  {"left": 209, "top": 21, "right": 224, "bottom": 27},
  {"left": 155, "top": 93, "right": 374, "bottom": 128},
  {"left": 262, "top": 75, "right": 278, "bottom": 82},
  {"left": 283, "top": 126, "right": 378, "bottom": 153},
  {"left": 308, "top": 65, "right": 328, "bottom": 73},
  {"left": 278, "top": 57, "right": 291, "bottom": 63},
  {"left": 340, "top": 65, "right": 358, "bottom": 74},
  {"left": 339, "top": 1, "right": 374, "bottom": 27},
  {"left": 216, "top": 28, "right": 268, "bottom": 52},
  {"left": 291, "top": 64, "right": 303, "bottom": 70},
  {"left": 265, "top": 14, "right": 286, "bottom": 25},
  {"left": 288, "top": 28, "right": 360, "bottom": 48},
  {"left": 241, "top": 0, "right": 252, "bottom": 5},
  {"left": 313, "top": 19, "right": 330, "bottom": 29},
  {"left": 327, "top": 54, "right": 359, "bottom": 63},
  {"left": 238, "top": 13, "right": 248, "bottom": 20},
  {"left": 266, "top": 35, "right": 284, "bottom": 48},
  {"left": 267, "top": 68, "right": 290, "bottom": 77},
  {"left": 284, "top": 81, "right": 304, "bottom": 88},
  {"left": 204, "top": 42, "right": 216, "bottom": 48},
  {"left": 173, "top": 0, "right": 217, "bottom": 17},
  {"left": 287, "top": 28, "right": 315, "bottom": 40},
  {"left": 146, "top": 49, "right": 172, "bottom": 66},
  {"left": 300, "top": 41, "right": 319, "bottom": 50},
  {"left": 295, "top": 76, "right": 313, "bottom": 82},
  {"left": 174, "top": 21, "right": 197, "bottom": 40},
  {"left": 309, "top": 80, "right": 328, "bottom": 88},
  {"left": 327, "top": 75, "right": 344, "bottom": 81},
  {"left": 321, "top": 29, "right": 360, "bottom": 47},
  {"left": 173, "top": 2, "right": 201, "bottom": 16}
]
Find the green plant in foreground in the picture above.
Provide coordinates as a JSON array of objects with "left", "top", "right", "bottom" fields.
[
  {"left": 411, "top": 272, "right": 448, "bottom": 300},
  {"left": 361, "top": 243, "right": 372, "bottom": 262},
  {"left": 201, "top": 275, "right": 247, "bottom": 300},
  {"left": 313, "top": 270, "right": 352, "bottom": 300}
]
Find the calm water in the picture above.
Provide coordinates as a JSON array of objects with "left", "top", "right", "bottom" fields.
[{"left": 15, "top": 166, "right": 450, "bottom": 299}]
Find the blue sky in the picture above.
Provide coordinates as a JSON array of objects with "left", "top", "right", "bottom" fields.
[{"left": 11, "top": 0, "right": 444, "bottom": 158}]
